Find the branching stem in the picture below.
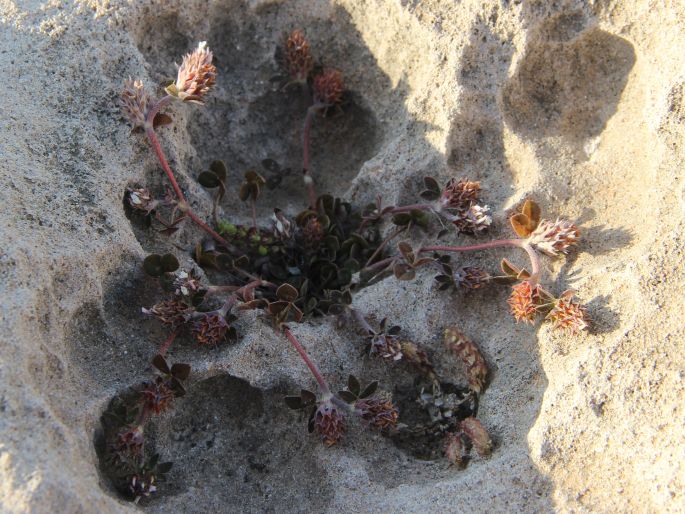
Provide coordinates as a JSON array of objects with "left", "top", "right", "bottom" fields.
[
  {"left": 144, "top": 96, "right": 230, "bottom": 248},
  {"left": 359, "top": 238, "right": 541, "bottom": 284}
]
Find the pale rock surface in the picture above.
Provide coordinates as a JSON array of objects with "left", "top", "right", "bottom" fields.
[{"left": 0, "top": 0, "right": 684, "bottom": 512}]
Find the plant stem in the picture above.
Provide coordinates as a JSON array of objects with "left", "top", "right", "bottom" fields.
[
  {"left": 420, "top": 239, "right": 541, "bottom": 282},
  {"left": 283, "top": 327, "right": 330, "bottom": 394},
  {"left": 350, "top": 308, "right": 374, "bottom": 335},
  {"left": 158, "top": 331, "right": 178, "bottom": 357},
  {"left": 388, "top": 203, "right": 435, "bottom": 214},
  {"left": 364, "top": 225, "right": 406, "bottom": 267},
  {"left": 144, "top": 96, "right": 230, "bottom": 248},
  {"left": 302, "top": 105, "right": 322, "bottom": 208},
  {"left": 360, "top": 256, "right": 397, "bottom": 276},
  {"left": 251, "top": 199, "right": 257, "bottom": 231}
]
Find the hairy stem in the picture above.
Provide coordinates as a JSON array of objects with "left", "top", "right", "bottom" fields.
[
  {"left": 283, "top": 327, "right": 330, "bottom": 394},
  {"left": 364, "top": 225, "right": 406, "bottom": 267},
  {"left": 420, "top": 239, "right": 541, "bottom": 282},
  {"left": 144, "top": 96, "right": 230, "bottom": 248}
]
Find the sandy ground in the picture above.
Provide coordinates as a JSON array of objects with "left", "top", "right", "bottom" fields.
[{"left": 1, "top": 0, "right": 684, "bottom": 512}]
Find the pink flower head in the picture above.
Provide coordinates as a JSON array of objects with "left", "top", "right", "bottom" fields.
[
  {"left": 171, "top": 42, "right": 217, "bottom": 103},
  {"left": 355, "top": 394, "right": 398, "bottom": 431},
  {"left": 119, "top": 78, "right": 151, "bottom": 128},
  {"left": 313, "top": 69, "right": 344, "bottom": 106},
  {"left": 314, "top": 399, "right": 346, "bottom": 446},
  {"left": 507, "top": 281, "right": 542, "bottom": 324},
  {"left": 285, "top": 29, "right": 313, "bottom": 82},
  {"left": 192, "top": 312, "right": 229, "bottom": 346},
  {"left": 546, "top": 291, "right": 588, "bottom": 333},
  {"left": 528, "top": 218, "right": 580, "bottom": 256}
]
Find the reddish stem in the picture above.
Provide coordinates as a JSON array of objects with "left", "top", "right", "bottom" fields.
[
  {"left": 144, "top": 96, "right": 230, "bottom": 248},
  {"left": 158, "top": 331, "right": 178, "bottom": 357},
  {"left": 420, "top": 239, "right": 540, "bottom": 282},
  {"left": 364, "top": 225, "right": 406, "bottom": 267},
  {"left": 283, "top": 327, "right": 330, "bottom": 394}
]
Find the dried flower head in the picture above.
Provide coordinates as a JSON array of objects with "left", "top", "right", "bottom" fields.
[
  {"left": 170, "top": 41, "right": 216, "bottom": 103},
  {"left": 142, "top": 299, "right": 190, "bottom": 328},
  {"left": 111, "top": 425, "right": 144, "bottom": 460},
  {"left": 285, "top": 29, "right": 313, "bottom": 82},
  {"left": 400, "top": 341, "right": 436, "bottom": 380},
  {"left": 272, "top": 208, "right": 292, "bottom": 240},
  {"left": 313, "top": 69, "right": 344, "bottom": 106},
  {"left": 444, "top": 327, "right": 488, "bottom": 393},
  {"left": 120, "top": 78, "right": 151, "bottom": 129},
  {"left": 129, "top": 472, "right": 156, "bottom": 500},
  {"left": 439, "top": 179, "right": 481, "bottom": 210},
  {"left": 173, "top": 269, "right": 202, "bottom": 297},
  {"left": 461, "top": 417, "right": 492, "bottom": 457},
  {"left": 528, "top": 218, "right": 580, "bottom": 256},
  {"left": 314, "top": 400, "right": 346, "bottom": 446},
  {"left": 302, "top": 216, "right": 325, "bottom": 248},
  {"left": 369, "top": 332, "right": 403, "bottom": 361},
  {"left": 507, "top": 281, "right": 541, "bottom": 324},
  {"left": 192, "top": 312, "right": 229, "bottom": 346},
  {"left": 141, "top": 377, "right": 175, "bottom": 415},
  {"left": 444, "top": 432, "right": 464, "bottom": 465},
  {"left": 454, "top": 266, "right": 489, "bottom": 290},
  {"left": 452, "top": 204, "right": 492, "bottom": 234},
  {"left": 126, "top": 188, "right": 158, "bottom": 214},
  {"left": 546, "top": 291, "right": 588, "bottom": 333},
  {"left": 355, "top": 393, "right": 399, "bottom": 431}
]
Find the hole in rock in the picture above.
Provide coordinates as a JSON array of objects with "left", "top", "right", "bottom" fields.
[{"left": 97, "top": 374, "right": 334, "bottom": 512}]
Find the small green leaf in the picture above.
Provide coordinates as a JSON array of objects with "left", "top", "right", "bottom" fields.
[
  {"left": 151, "top": 354, "right": 170, "bottom": 374},
  {"left": 284, "top": 396, "right": 304, "bottom": 409},
  {"left": 157, "top": 462, "right": 173, "bottom": 474},
  {"left": 338, "top": 390, "right": 358, "bottom": 403},
  {"left": 198, "top": 171, "right": 221, "bottom": 188},
  {"left": 276, "top": 283, "right": 298, "bottom": 302},
  {"left": 160, "top": 253, "right": 179, "bottom": 272},
  {"left": 348, "top": 375, "right": 361, "bottom": 397},
  {"left": 424, "top": 176, "right": 441, "bottom": 193},
  {"left": 209, "top": 160, "right": 227, "bottom": 181},
  {"left": 392, "top": 213, "right": 412, "bottom": 226},
  {"left": 143, "top": 254, "right": 163, "bottom": 277},
  {"left": 170, "top": 362, "right": 191, "bottom": 381},
  {"left": 359, "top": 381, "right": 378, "bottom": 399},
  {"left": 300, "top": 389, "right": 316, "bottom": 405}
]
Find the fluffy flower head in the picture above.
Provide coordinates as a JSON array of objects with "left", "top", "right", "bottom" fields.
[
  {"left": 120, "top": 78, "right": 150, "bottom": 128},
  {"left": 192, "top": 312, "right": 229, "bottom": 346},
  {"left": 172, "top": 41, "right": 216, "bottom": 103},
  {"left": 528, "top": 218, "right": 580, "bottom": 256},
  {"left": 313, "top": 69, "right": 344, "bottom": 106},
  {"left": 314, "top": 400, "right": 346, "bottom": 446},
  {"left": 355, "top": 394, "right": 398, "bottom": 431},
  {"left": 285, "top": 29, "right": 313, "bottom": 82},
  {"left": 142, "top": 299, "right": 190, "bottom": 328},
  {"left": 546, "top": 291, "right": 588, "bottom": 333},
  {"left": 508, "top": 281, "right": 541, "bottom": 324}
]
